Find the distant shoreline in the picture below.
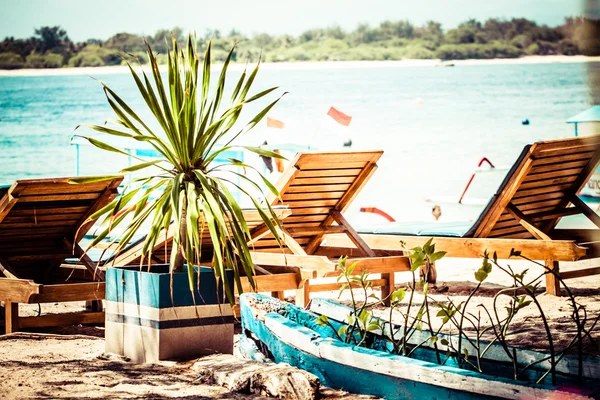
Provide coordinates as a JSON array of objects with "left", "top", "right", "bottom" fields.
[{"left": 1, "top": 55, "right": 599, "bottom": 77}]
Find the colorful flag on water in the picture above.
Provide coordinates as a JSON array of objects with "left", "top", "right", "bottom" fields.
[
  {"left": 267, "top": 117, "right": 285, "bottom": 129},
  {"left": 327, "top": 106, "right": 352, "bottom": 126}
]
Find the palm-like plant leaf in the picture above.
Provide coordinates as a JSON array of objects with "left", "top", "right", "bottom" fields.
[{"left": 71, "top": 36, "right": 285, "bottom": 304}]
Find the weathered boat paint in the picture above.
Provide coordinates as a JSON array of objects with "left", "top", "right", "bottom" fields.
[
  {"left": 240, "top": 294, "right": 597, "bottom": 400},
  {"left": 310, "top": 297, "right": 600, "bottom": 381},
  {"left": 105, "top": 265, "right": 234, "bottom": 362}
]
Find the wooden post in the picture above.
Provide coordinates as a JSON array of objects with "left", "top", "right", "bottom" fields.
[
  {"left": 381, "top": 272, "right": 395, "bottom": 307},
  {"left": 296, "top": 280, "right": 311, "bottom": 308},
  {"left": 5, "top": 302, "right": 19, "bottom": 334},
  {"left": 545, "top": 260, "right": 561, "bottom": 297},
  {"left": 85, "top": 300, "right": 103, "bottom": 312},
  {"left": 270, "top": 291, "right": 285, "bottom": 300},
  {"left": 420, "top": 261, "right": 437, "bottom": 284}
]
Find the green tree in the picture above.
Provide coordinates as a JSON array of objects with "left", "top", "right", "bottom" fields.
[
  {"left": 446, "top": 19, "right": 487, "bottom": 44},
  {"left": 0, "top": 37, "right": 37, "bottom": 59},
  {"left": 379, "top": 20, "right": 414, "bottom": 39},
  {"left": 0, "top": 52, "right": 24, "bottom": 69},
  {"left": 25, "top": 52, "right": 63, "bottom": 68},
  {"left": 105, "top": 33, "right": 145, "bottom": 52},
  {"left": 34, "top": 26, "right": 72, "bottom": 54}
]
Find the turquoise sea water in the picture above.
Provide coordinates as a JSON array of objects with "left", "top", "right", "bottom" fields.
[{"left": 0, "top": 62, "right": 595, "bottom": 222}]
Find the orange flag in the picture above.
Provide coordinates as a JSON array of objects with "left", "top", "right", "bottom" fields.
[
  {"left": 267, "top": 117, "right": 285, "bottom": 129},
  {"left": 327, "top": 106, "right": 352, "bottom": 126}
]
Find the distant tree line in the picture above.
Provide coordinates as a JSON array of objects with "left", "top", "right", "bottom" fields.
[{"left": 0, "top": 17, "right": 599, "bottom": 69}]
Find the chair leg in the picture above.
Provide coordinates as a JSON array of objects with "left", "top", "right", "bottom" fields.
[
  {"left": 545, "top": 261, "right": 561, "bottom": 296},
  {"left": 270, "top": 291, "right": 285, "bottom": 300},
  {"left": 381, "top": 272, "right": 395, "bottom": 307},
  {"left": 86, "top": 300, "right": 103, "bottom": 312},
  {"left": 5, "top": 302, "right": 19, "bottom": 334},
  {"left": 295, "top": 280, "right": 310, "bottom": 308},
  {"left": 420, "top": 261, "right": 437, "bottom": 284}
]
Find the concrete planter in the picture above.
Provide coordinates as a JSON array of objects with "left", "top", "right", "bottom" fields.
[{"left": 105, "top": 265, "right": 234, "bottom": 363}]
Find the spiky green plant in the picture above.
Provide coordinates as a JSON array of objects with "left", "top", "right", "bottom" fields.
[{"left": 70, "top": 36, "right": 285, "bottom": 302}]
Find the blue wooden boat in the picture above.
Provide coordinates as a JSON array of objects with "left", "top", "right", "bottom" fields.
[{"left": 240, "top": 293, "right": 599, "bottom": 400}]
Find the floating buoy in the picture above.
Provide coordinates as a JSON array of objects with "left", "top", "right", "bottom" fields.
[{"left": 522, "top": 119, "right": 530, "bottom": 125}]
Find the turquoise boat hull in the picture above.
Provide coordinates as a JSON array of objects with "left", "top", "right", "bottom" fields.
[{"left": 240, "top": 294, "right": 598, "bottom": 400}]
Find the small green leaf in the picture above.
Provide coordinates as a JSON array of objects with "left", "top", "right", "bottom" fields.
[
  {"left": 392, "top": 287, "right": 406, "bottom": 304},
  {"left": 119, "top": 160, "right": 164, "bottom": 173},
  {"left": 474, "top": 270, "right": 488, "bottom": 282},
  {"left": 315, "top": 315, "right": 329, "bottom": 327},
  {"left": 429, "top": 251, "right": 447, "bottom": 262}
]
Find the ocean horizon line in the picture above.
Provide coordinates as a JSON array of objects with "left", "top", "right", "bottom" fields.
[{"left": 1, "top": 54, "right": 599, "bottom": 77}]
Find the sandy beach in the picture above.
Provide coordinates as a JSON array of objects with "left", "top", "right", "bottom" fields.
[
  {"left": 0, "top": 55, "right": 599, "bottom": 77},
  {"left": 0, "top": 255, "right": 598, "bottom": 398}
]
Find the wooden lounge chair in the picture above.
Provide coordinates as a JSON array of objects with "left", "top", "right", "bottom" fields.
[
  {"left": 325, "top": 136, "right": 600, "bottom": 296},
  {"left": 93, "top": 207, "right": 293, "bottom": 269},
  {"left": 0, "top": 177, "right": 122, "bottom": 333},
  {"left": 88, "top": 151, "right": 409, "bottom": 308},
  {"left": 246, "top": 150, "right": 410, "bottom": 307}
]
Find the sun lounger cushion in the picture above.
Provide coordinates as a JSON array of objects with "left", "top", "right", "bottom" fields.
[{"left": 357, "top": 220, "right": 474, "bottom": 237}]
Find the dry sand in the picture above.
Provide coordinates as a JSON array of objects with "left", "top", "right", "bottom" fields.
[
  {"left": 0, "top": 329, "right": 376, "bottom": 400},
  {"left": 1, "top": 55, "right": 599, "bottom": 77},
  {"left": 0, "top": 308, "right": 377, "bottom": 399},
  {"left": 0, "top": 257, "right": 598, "bottom": 399}
]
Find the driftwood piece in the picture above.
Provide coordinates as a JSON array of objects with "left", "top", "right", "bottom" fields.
[{"left": 191, "top": 353, "right": 320, "bottom": 399}]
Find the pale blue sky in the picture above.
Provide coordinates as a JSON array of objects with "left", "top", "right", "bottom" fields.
[{"left": 0, "top": 0, "right": 586, "bottom": 41}]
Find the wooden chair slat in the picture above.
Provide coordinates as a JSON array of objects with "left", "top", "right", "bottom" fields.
[
  {"left": 8, "top": 206, "right": 91, "bottom": 215},
  {"left": 299, "top": 161, "right": 367, "bottom": 170},
  {"left": 17, "top": 182, "right": 109, "bottom": 196},
  {"left": 490, "top": 232, "right": 535, "bottom": 239},
  {"left": 530, "top": 160, "right": 588, "bottom": 173},
  {"left": 519, "top": 175, "right": 579, "bottom": 190},
  {"left": 535, "top": 146, "right": 598, "bottom": 159},
  {"left": 3, "top": 213, "right": 85, "bottom": 223},
  {"left": 285, "top": 215, "right": 329, "bottom": 224},
  {"left": 531, "top": 151, "right": 596, "bottom": 166},
  {"left": 297, "top": 168, "right": 363, "bottom": 178},
  {"left": 16, "top": 193, "right": 101, "bottom": 202},
  {"left": 291, "top": 176, "right": 356, "bottom": 185},
  {"left": 511, "top": 192, "right": 565, "bottom": 205},
  {"left": 285, "top": 184, "right": 352, "bottom": 193},
  {"left": 0, "top": 220, "right": 81, "bottom": 229},
  {"left": 282, "top": 191, "right": 346, "bottom": 201},
  {"left": 285, "top": 200, "right": 339, "bottom": 208},
  {"left": 524, "top": 168, "right": 582, "bottom": 182},
  {"left": 512, "top": 183, "right": 573, "bottom": 199}
]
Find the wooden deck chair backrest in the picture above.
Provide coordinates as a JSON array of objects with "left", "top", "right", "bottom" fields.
[
  {"left": 109, "top": 208, "right": 291, "bottom": 267},
  {"left": 0, "top": 177, "right": 122, "bottom": 282},
  {"left": 252, "top": 150, "right": 384, "bottom": 255},
  {"left": 466, "top": 136, "right": 600, "bottom": 240}
]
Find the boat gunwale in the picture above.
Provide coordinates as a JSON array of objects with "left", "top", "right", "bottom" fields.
[{"left": 240, "top": 293, "right": 597, "bottom": 400}]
